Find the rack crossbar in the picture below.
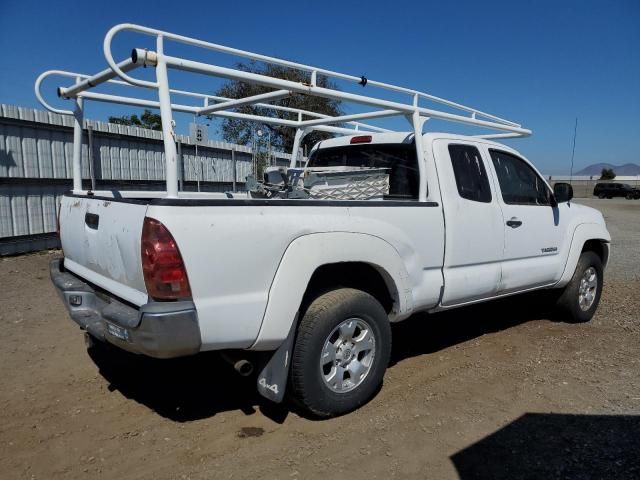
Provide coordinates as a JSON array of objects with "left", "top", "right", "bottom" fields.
[
  {"left": 299, "top": 110, "right": 402, "bottom": 127},
  {"left": 58, "top": 57, "right": 143, "bottom": 99},
  {"left": 198, "top": 89, "right": 292, "bottom": 116}
]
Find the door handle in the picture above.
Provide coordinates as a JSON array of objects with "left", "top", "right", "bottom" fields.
[{"left": 506, "top": 217, "right": 522, "bottom": 228}]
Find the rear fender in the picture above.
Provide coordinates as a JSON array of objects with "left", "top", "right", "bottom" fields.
[{"left": 251, "top": 232, "right": 412, "bottom": 350}]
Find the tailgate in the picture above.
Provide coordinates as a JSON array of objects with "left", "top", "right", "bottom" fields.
[{"left": 59, "top": 195, "right": 149, "bottom": 306}]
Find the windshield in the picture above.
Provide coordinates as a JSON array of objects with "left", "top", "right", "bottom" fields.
[{"left": 307, "top": 143, "right": 419, "bottom": 199}]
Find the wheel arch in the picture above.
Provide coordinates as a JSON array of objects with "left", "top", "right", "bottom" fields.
[
  {"left": 301, "top": 262, "right": 396, "bottom": 315},
  {"left": 582, "top": 238, "right": 610, "bottom": 269},
  {"left": 556, "top": 223, "right": 611, "bottom": 288},
  {"left": 250, "top": 232, "right": 412, "bottom": 350}
]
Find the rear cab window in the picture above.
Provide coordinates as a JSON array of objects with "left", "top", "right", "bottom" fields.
[
  {"left": 307, "top": 143, "right": 420, "bottom": 199},
  {"left": 447, "top": 144, "right": 492, "bottom": 203}
]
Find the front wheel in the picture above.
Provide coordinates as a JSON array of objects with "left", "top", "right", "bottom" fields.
[
  {"left": 597, "top": 193, "right": 606, "bottom": 199},
  {"left": 555, "top": 251, "right": 603, "bottom": 323},
  {"left": 290, "top": 288, "right": 391, "bottom": 417}
]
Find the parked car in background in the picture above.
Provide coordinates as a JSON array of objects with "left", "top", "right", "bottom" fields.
[{"left": 593, "top": 182, "right": 640, "bottom": 199}]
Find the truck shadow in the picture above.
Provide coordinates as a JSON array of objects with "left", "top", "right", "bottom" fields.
[
  {"left": 88, "top": 290, "right": 558, "bottom": 423},
  {"left": 450, "top": 412, "right": 640, "bottom": 479},
  {"left": 390, "top": 290, "right": 557, "bottom": 365},
  {"left": 87, "top": 346, "right": 275, "bottom": 422}
]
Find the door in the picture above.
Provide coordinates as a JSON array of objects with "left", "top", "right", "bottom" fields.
[
  {"left": 433, "top": 140, "right": 505, "bottom": 306},
  {"left": 485, "top": 148, "right": 569, "bottom": 292}
]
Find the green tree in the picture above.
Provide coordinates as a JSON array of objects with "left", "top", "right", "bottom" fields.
[
  {"left": 600, "top": 168, "right": 616, "bottom": 180},
  {"left": 213, "top": 61, "right": 343, "bottom": 153},
  {"left": 108, "top": 109, "right": 162, "bottom": 130}
]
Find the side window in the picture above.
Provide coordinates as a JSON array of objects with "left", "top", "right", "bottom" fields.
[
  {"left": 489, "top": 149, "right": 551, "bottom": 205},
  {"left": 447, "top": 144, "right": 492, "bottom": 203}
]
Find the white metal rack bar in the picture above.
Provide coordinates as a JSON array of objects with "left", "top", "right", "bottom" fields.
[
  {"left": 39, "top": 70, "right": 390, "bottom": 133},
  {"left": 35, "top": 23, "right": 532, "bottom": 201},
  {"left": 58, "top": 57, "right": 143, "bottom": 99},
  {"left": 198, "top": 90, "right": 292, "bottom": 116},
  {"left": 37, "top": 69, "right": 381, "bottom": 133}
]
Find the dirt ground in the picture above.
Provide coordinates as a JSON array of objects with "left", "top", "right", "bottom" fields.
[{"left": 1, "top": 198, "right": 639, "bottom": 479}]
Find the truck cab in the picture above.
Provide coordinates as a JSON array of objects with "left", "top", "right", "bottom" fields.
[{"left": 309, "top": 132, "right": 609, "bottom": 306}]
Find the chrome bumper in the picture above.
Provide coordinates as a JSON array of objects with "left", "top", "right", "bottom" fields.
[{"left": 50, "top": 258, "right": 201, "bottom": 359}]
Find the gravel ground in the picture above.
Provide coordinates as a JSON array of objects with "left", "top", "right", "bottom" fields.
[
  {"left": 0, "top": 199, "right": 638, "bottom": 479},
  {"left": 575, "top": 198, "right": 640, "bottom": 281}
]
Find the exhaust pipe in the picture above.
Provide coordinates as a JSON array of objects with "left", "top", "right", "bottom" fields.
[
  {"left": 220, "top": 352, "right": 254, "bottom": 376},
  {"left": 234, "top": 359, "right": 254, "bottom": 377}
]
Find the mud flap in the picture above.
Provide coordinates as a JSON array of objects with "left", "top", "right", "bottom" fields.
[{"left": 256, "top": 315, "right": 298, "bottom": 403}]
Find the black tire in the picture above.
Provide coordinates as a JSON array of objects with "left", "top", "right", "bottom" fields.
[
  {"left": 555, "top": 251, "right": 603, "bottom": 323},
  {"left": 626, "top": 193, "right": 634, "bottom": 200},
  {"left": 598, "top": 193, "right": 605, "bottom": 199},
  {"left": 290, "top": 288, "right": 391, "bottom": 417}
]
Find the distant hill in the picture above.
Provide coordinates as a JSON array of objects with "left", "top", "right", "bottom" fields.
[{"left": 575, "top": 163, "right": 640, "bottom": 176}]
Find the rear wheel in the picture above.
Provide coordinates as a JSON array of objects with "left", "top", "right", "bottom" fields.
[
  {"left": 556, "top": 251, "right": 603, "bottom": 323},
  {"left": 598, "top": 193, "right": 606, "bottom": 199},
  {"left": 290, "top": 288, "right": 391, "bottom": 417}
]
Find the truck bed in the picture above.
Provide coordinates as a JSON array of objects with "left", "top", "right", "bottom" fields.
[{"left": 58, "top": 191, "right": 445, "bottom": 351}]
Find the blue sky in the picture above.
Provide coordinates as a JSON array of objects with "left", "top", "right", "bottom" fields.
[{"left": 1, "top": 0, "right": 638, "bottom": 174}]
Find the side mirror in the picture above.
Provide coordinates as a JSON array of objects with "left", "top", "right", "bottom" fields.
[{"left": 553, "top": 182, "right": 574, "bottom": 204}]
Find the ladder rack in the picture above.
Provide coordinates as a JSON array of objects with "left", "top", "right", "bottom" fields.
[{"left": 35, "top": 23, "right": 532, "bottom": 201}]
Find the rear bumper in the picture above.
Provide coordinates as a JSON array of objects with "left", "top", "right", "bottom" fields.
[{"left": 50, "top": 258, "right": 201, "bottom": 359}]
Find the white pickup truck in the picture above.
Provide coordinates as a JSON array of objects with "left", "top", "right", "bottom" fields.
[{"left": 41, "top": 24, "right": 610, "bottom": 417}]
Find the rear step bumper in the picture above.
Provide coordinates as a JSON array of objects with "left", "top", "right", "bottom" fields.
[{"left": 50, "top": 258, "right": 201, "bottom": 359}]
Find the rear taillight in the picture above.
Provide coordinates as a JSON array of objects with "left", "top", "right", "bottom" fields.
[{"left": 141, "top": 217, "right": 191, "bottom": 300}]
